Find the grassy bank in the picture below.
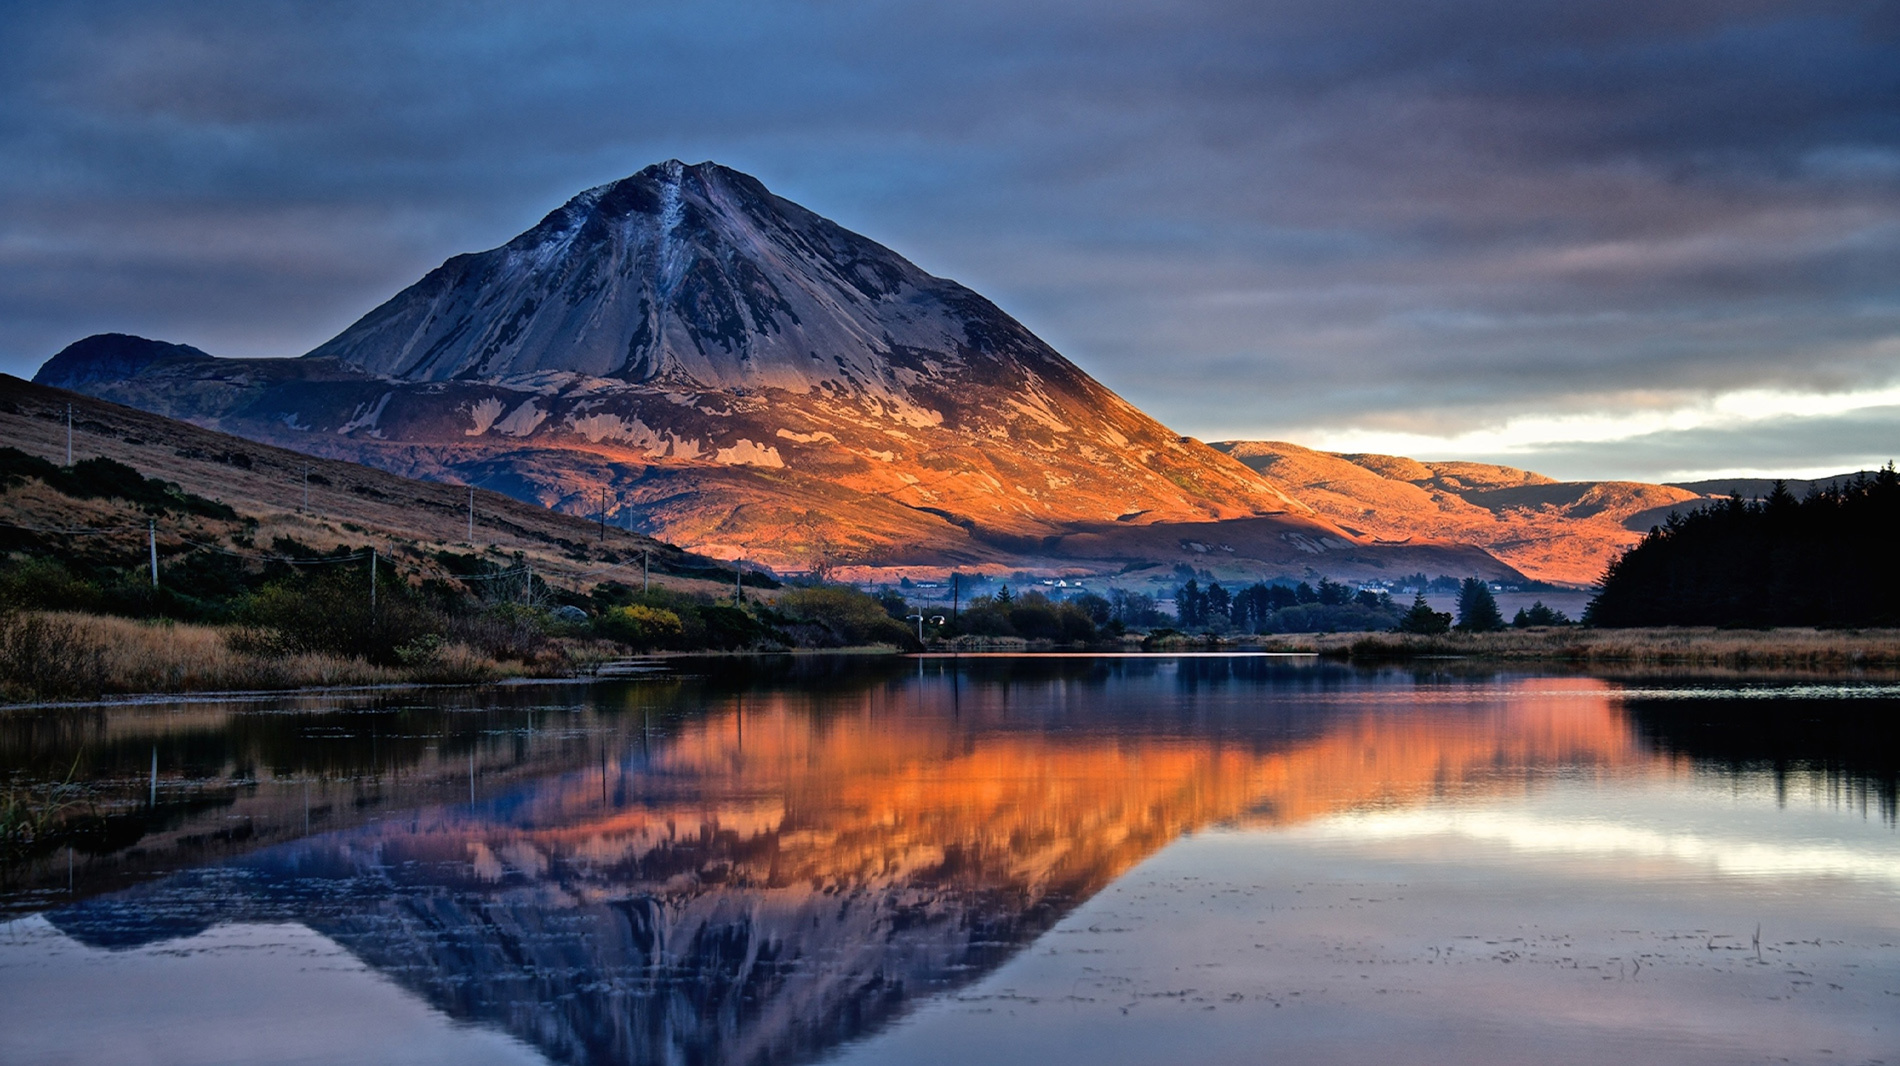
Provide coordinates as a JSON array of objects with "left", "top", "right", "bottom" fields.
[
  {"left": 1274, "top": 626, "right": 1900, "bottom": 668},
  {"left": 0, "top": 611, "right": 525, "bottom": 703}
]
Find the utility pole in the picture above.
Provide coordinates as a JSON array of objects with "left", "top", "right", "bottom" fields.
[
  {"left": 598, "top": 487, "right": 607, "bottom": 543},
  {"left": 734, "top": 557, "right": 743, "bottom": 604},
  {"left": 466, "top": 485, "right": 474, "bottom": 545},
  {"left": 642, "top": 548, "right": 650, "bottom": 594},
  {"left": 65, "top": 404, "right": 73, "bottom": 466},
  {"left": 525, "top": 563, "right": 533, "bottom": 607},
  {"left": 148, "top": 519, "right": 158, "bottom": 587},
  {"left": 368, "top": 548, "right": 377, "bottom": 620},
  {"left": 951, "top": 573, "right": 959, "bottom": 623},
  {"left": 302, "top": 464, "right": 310, "bottom": 512}
]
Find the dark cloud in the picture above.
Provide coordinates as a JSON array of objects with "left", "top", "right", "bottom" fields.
[{"left": 1, "top": 0, "right": 1895, "bottom": 477}]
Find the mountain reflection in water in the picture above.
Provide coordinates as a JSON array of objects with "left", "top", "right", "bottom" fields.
[{"left": 10, "top": 657, "right": 1895, "bottom": 1066}]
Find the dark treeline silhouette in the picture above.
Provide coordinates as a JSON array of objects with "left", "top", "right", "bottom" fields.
[
  {"left": 1586, "top": 466, "right": 1900, "bottom": 627},
  {"left": 1174, "top": 578, "right": 1396, "bottom": 633}
]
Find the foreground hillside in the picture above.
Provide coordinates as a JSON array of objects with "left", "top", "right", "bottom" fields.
[
  {"left": 0, "top": 375, "right": 727, "bottom": 594},
  {"left": 1212, "top": 440, "right": 1715, "bottom": 585}
]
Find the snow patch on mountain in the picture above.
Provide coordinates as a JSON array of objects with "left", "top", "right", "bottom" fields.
[
  {"left": 567, "top": 411, "right": 665, "bottom": 449},
  {"left": 464, "top": 397, "right": 506, "bottom": 436},
  {"left": 493, "top": 399, "right": 548, "bottom": 437},
  {"left": 338, "top": 392, "right": 392, "bottom": 436},
  {"left": 714, "top": 440, "right": 784, "bottom": 468}
]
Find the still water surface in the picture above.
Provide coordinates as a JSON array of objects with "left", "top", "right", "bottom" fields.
[{"left": 0, "top": 656, "right": 1895, "bottom": 1065}]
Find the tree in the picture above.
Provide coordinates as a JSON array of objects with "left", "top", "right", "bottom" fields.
[
  {"left": 1316, "top": 578, "right": 1352, "bottom": 606},
  {"left": 1395, "top": 593, "right": 1451, "bottom": 634},
  {"left": 1175, "top": 579, "right": 1205, "bottom": 627},
  {"left": 1455, "top": 578, "right": 1506, "bottom": 632},
  {"left": 1511, "top": 601, "right": 1572, "bottom": 628},
  {"left": 1203, "top": 581, "right": 1231, "bottom": 625}
]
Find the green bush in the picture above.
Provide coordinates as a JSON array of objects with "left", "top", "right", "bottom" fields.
[
  {"left": 0, "top": 447, "right": 235, "bottom": 518},
  {"left": 776, "top": 587, "right": 920, "bottom": 649},
  {"left": 597, "top": 604, "right": 684, "bottom": 649}
]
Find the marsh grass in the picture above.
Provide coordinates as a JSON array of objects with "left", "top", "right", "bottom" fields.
[
  {"left": 1295, "top": 627, "right": 1900, "bottom": 667},
  {"left": 0, "top": 752, "right": 89, "bottom": 862},
  {"left": 0, "top": 611, "right": 514, "bottom": 703}
]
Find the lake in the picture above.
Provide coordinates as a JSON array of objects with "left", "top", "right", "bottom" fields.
[{"left": 1, "top": 655, "right": 1895, "bottom": 1065}]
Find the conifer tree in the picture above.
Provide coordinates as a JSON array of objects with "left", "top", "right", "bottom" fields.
[
  {"left": 1396, "top": 593, "right": 1452, "bottom": 634},
  {"left": 1455, "top": 578, "right": 1506, "bottom": 632}
]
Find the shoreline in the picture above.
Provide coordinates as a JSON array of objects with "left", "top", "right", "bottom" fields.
[{"left": 9, "top": 620, "right": 1900, "bottom": 708}]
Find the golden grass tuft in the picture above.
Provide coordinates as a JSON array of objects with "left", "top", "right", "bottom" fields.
[
  {"left": 0, "top": 611, "right": 520, "bottom": 703},
  {"left": 1300, "top": 626, "right": 1900, "bottom": 668}
]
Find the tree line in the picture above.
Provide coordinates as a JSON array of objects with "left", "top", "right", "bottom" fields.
[{"left": 1585, "top": 467, "right": 1900, "bottom": 627}]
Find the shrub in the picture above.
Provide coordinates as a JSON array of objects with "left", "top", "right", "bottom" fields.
[
  {"left": 774, "top": 587, "right": 916, "bottom": 648},
  {"left": 597, "top": 604, "right": 684, "bottom": 649}
]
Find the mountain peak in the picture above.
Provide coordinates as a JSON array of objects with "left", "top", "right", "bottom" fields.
[{"left": 306, "top": 158, "right": 951, "bottom": 393}]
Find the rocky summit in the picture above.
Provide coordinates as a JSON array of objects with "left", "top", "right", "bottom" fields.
[{"left": 34, "top": 161, "right": 1516, "bottom": 582}]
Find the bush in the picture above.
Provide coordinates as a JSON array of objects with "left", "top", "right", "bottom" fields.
[
  {"left": 235, "top": 567, "right": 441, "bottom": 665},
  {"left": 597, "top": 604, "right": 684, "bottom": 649},
  {"left": 951, "top": 590, "right": 1097, "bottom": 644},
  {"left": 776, "top": 587, "right": 920, "bottom": 649},
  {"left": 0, "top": 557, "right": 103, "bottom": 613},
  {"left": 0, "top": 447, "right": 235, "bottom": 518}
]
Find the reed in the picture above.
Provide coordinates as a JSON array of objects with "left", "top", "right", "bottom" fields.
[
  {"left": 0, "top": 611, "right": 518, "bottom": 703},
  {"left": 1304, "top": 626, "right": 1900, "bottom": 667}
]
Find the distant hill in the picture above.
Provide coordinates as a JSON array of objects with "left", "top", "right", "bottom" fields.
[
  {"left": 1210, "top": 440, "right": 1717, "bottom": 586},
  {"left": 1666, "top": 472, "right": 1883, "bottom": 498}
]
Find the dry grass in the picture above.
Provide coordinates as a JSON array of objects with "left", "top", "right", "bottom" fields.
[
  {"left": 1272, "top": 626, "right": 1900, "bottom": 668},
  {"left": 0, "top": 611, "right": 519, "bottom": 703}
]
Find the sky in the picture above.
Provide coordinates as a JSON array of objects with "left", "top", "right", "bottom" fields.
[{"left": 1, "top": 0, "right": 1896, "bottom": 482}]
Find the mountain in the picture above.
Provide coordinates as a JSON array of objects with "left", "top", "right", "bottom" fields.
[
  {"left": 34, "top": 160, "right": 1520, "bottom": 584},
  {"left": 1211, "top": 440, "right": 1715, "bottom": 586}
]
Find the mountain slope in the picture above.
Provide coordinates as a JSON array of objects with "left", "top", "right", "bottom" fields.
[
  {"left": 1212, "top": 440, "right": 1712, "bottom": 585},
  {"left": 0, "top": 375, "right": 734, "bottom": 593},
  {"left": 33, "top": 161, "right": 1521, "bottom": 583}
]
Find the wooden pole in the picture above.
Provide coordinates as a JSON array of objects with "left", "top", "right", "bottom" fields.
[
  {"left": 643, "top": 548, "right": 650, "bottom": 594},
  {"left": 467, "top": 485, "right": 474, "bottom": 545},
  {"left": 148, "top": 519, "right": 158, "bottom": 587},
  {"left": 65, "top": 404, "right": 73, "bottom": 466},
  {"left": 369, "top": 548, "right": 377, "bottom": 619}
]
